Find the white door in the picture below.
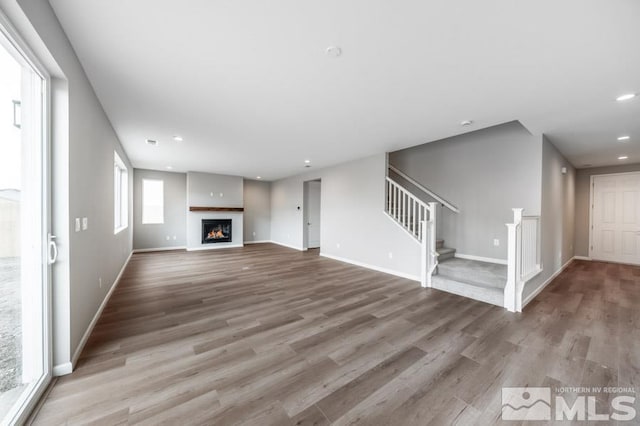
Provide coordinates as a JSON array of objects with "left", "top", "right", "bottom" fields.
[
  {"left": 0, "top": 20, "right": 52, "bottom": 425},
  {"left": 307, "top": 181, "right": 321, "bottom": 249},
  {"left": 591, "top": 173, "right": 640, "bottom": 265}
]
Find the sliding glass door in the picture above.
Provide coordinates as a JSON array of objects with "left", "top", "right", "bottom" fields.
[{"left": 0, "top": 18, "right": 51, "bottom": 426}]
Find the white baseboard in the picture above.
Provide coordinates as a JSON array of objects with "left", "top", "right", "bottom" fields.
[
  {"left": 66, "top": 250, "right": 133, "bottom": 374},
  {"left": 269, "top": 240, "right": 303, "bottom": 251},
  {"left": 52, "top": 362, "right": 72, "bottom": 376},
  {"left": 243, "top": 240, "right": 272, "bottom": 245},
  {"left": 573, "top": 255, "right": 592, "bottom": 261},
  {"left": 186, "top": 244, "right": 244, "bottom": 251},
  {"left": 522, "top": 256, "right": 575, "bottom": 309},
  {"left": 455, "top": 253, "right": 507, "bottom": 265},
  {"left": 319, "top": 252, "right": 420, "bottom": 282},
  {"left": 132, "top": 246, "right": 186, "bottom": 253}
]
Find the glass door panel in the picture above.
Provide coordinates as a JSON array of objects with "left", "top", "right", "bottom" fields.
[{"left": 0, "top": 22, "right": 50, "bottom": 426}]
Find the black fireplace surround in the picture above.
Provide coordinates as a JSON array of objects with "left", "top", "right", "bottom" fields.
[{"left": 202, "top": 219, "right": 232, "bottom": 244}]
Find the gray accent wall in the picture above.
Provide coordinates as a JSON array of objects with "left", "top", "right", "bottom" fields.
[
  {"left": 8, "top": 0, "right": 134, "bottom": 371},
  {"left": 389, "top": 121, "right": 543, "bottom": 261},
  {"left": 524, "top": 137, "right": 575, "bottom": 300},
  {"left": 133, "top": 169, "right": 187, "bottom": 250},
  {"left": 270, "top": 153, "right": 421, "bottom": 279},
  {"left": 186, "top": 172, "right": 244, "bottom": 249},
  {"left": 243, "top": 179, "right": 271, "bottom": 243},
  {"left": 574, "top": 163, "right": 640, "bottom": 257}
]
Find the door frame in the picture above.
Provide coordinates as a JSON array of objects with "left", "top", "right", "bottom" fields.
[
  {"left": 302, "top": 179, "right": 321, "bottom": 251},
  {"left": 0, "top": 10, "right": 53, "bottom": 426},
  {"left": 588, "top": 171, "right": 640, "bottom": 265}
]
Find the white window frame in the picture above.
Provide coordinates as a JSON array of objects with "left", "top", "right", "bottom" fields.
[
  {"left": 142, "top": 178, "right": 164, "bottom": 224},
  {"left": 114, "top": 151, "right": 128, "bottom": 234}
]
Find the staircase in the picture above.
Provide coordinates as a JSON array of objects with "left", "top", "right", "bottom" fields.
[
  {"left": 436, "top": 239, "right": 455, "bottom": 261},
  {"left": 384, "top": 164, "right": 542, "bottom": 312}
]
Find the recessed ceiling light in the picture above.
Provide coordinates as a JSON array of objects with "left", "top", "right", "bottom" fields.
[
  {"left": 166, "top": 166, "right": 173, "bottom": 170},
  {"left": 618, "top": 136, "right": 630, "bottom": 141},
  {"left": 461, "top": 120, "right": 474, "bottom": 126},
  {"left": 304, "top": 160, "right": 311, "bottom": 164},
  {"left": 256, "top": 176, "right": 262, "bottom": 179},
  {"left": 616, "top": 93, "right": 637, "bottom": 102},
  {"left": 145, "top": 139, "right": 158, "bottom": 146},
  {"left": 173, "top": 136, "right": 183, "bottom": 142},
  {"left": 618, "top": 156, "right": 629, "bottom": 160},
  {"left": 326, "top": 46, "right": 342, "bottom": 57}
]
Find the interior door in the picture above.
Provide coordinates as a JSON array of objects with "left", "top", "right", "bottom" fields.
[
  {"left": 591, "top": 173, "right": 640, "bottom": 265},
  {"left": 0, "top": 20, "right": 52, "bottom": 425},
  {"left": 307, "top": 181, "right": 321, "bottom": 249}
]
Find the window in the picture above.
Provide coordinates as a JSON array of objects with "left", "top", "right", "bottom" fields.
[
  {"left": 142, "top": 179, "right": 164, "bottom": 224},
  {"left": 114, "top": 151, "right": 128, "bottom": 233}
]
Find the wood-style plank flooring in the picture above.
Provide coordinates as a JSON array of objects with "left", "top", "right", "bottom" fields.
[{"left": 32, "top": 244, "right": 640, "bottom": 425}]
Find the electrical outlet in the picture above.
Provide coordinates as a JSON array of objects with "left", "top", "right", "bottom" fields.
[
  {"left": 210, "top": 192, "right": 214, "bottom": 197},
  {"left": 252, "top": 231, "right": 256, "bottom": 237},
  {"left": 388, "top": 252, "right": 393, "bottom": 259},
  {"left": 493, "top": 239, "right": 500, "bottom": 247},
  {"left": 82, "top": 217, "right": 88, "bottom": 230},
  {"left": 219, "top": 192, "right": 223, "bottom": 197},
  {"left": 98, "top": 277, "right": 102, "bottom": 288},
  {"left": 166, "top": 236, "right": 170, "bottom": 241},
  {"left": 336, "top": 243, "right": 340, "bottom": 249},
  {"left": 173, "top": 236, "right": 177, "bottom": 240},
  {"left": 75, "top": 218, "right": 81, "bottom": 232}
]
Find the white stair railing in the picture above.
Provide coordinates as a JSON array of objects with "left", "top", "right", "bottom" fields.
[
  {"left": 385, "top": 177, "right": 438, "bottom": 287},
  {"left": 505, "top": 208, "right": 541, "bottom": 312}
]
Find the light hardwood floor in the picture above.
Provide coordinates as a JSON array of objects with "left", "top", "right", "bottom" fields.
[{"left": 32, "top": 244, "right": 640, "bottom": 425}]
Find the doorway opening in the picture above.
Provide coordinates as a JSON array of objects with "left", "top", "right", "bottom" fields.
[{"left": 303, "top": 179, "right": 321, "bottom": 251}]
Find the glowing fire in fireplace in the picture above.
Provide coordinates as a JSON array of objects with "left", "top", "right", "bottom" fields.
[{"left": 207, "top": 228, "right": 226, "bottom": 239}]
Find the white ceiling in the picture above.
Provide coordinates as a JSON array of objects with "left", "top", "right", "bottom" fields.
[{"left": 49, "top": 0, "right": 640, "bottom": 180}]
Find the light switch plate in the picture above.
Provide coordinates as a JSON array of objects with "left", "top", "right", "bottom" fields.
[
  {"left": 75, "top": 218, "right": 81, "bottom": 232},
  {"left": 82, "top": 217, "right": 88, "bottom": 230}
]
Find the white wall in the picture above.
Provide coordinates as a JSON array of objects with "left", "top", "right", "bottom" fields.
[
  {"left": 243, "top": 179, "right": 271, "bottom": 243},
  {"left": 523, "top": 137, "right": 575, "bottom": 301},
  {"left": 389, "top": 121, "right": 543, "bottom": 261},
  {"left": 3, "top": 0, "right": 134, "bottom": 372},
  {"left": 271, "top": 153, "right": 421, "bottom": 280},
  {"left": 133, "top": 169, "right": 186, "bottom": 250},
  {"left": 186, "top": 171, "right": 244, "bottom": 249}
]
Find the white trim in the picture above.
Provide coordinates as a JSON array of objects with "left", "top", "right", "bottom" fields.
[
  {"left": 132, "top": 246, "right": 186, "bottom": 253},
  {"left": 66, "top": 250, "right": 133, "bottom": 373},
  {"left": 52, "top": 362, "right": 72, "bottom": 376},
  {"left": 573, "top": 255, "right": 592, "bottom": 261},
  {"left": 522, "top": 257, "right": 575, "bottom": 308},
  {"left": 243, "top": 240, "right": 272, "bottom": 245},
  {"left": 320, "top": 252, "right": 421, "bottom": 282},
  {"left": 455, "top": 253, "right": 507, "bottom": 265},
  {"left": 186, "top": 244, "right": 244, "bottom": 251}
]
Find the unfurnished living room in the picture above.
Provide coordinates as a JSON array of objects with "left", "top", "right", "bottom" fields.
[{"left": 0, "top": 1, "right": 639, "bottom": 425}]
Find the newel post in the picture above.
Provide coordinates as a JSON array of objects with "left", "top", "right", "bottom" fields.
[{"left": 505, "top": 208, "right": 523, "bottom": 312}]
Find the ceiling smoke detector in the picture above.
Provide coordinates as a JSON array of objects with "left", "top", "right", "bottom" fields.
[
  {"left": 145, "top": 139, "right": 158, "bottom": 146},
  {"left": 460, "top": 120, "right": 474, "bottom": 126},
  {"left": 326, "top": 46, "right": 342, "bottom": 57}
]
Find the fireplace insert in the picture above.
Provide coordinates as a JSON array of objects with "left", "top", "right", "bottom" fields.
[{"left": 202, "top": 219, "right": 232, "bottom": 244}]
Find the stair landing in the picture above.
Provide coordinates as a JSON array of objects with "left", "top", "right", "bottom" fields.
[{"left": 432, "top": 257, "right": 507, "bottom": 307}]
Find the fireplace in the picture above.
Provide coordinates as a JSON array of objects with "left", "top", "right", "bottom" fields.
[{"left": 202, "top": 219, "right": 232, "bottom": 244}]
